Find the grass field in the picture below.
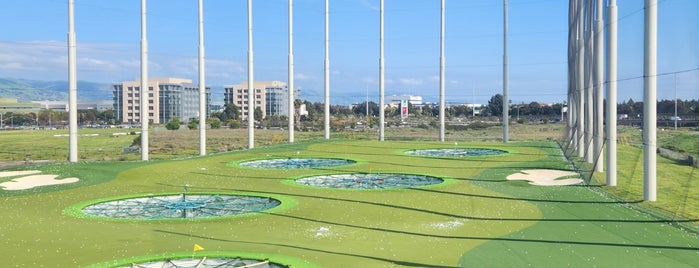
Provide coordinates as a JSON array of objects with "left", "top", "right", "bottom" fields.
[{"left": 1, "top": 125, "right": 698, "bottom": 267}]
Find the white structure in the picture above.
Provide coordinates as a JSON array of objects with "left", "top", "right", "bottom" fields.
[{"left": 388, "top": 95, "right": 422, "bottom": 106}]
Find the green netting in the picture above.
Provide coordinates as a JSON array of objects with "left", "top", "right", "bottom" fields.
[
  {"left": 295, "top": 173, "right": 443, "bottom": 189},
  {"left": 239, "top": 158, "right": 355, "bottom": 169},
  {"left": 405, "top": 148, "right": 507, "bottom": 157},
  {"left": 81, "top": 194, "right": 280, "bottom": 219},
  {"left": 121, "top": 257, "right": 287, "bottom": 268}
]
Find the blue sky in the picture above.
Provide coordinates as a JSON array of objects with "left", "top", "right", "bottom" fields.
[{"left": 1, "top": 0, "right": 697, "bottom": 105}]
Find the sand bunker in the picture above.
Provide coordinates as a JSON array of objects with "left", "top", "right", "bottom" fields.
[
  {"left": 506, "top": 169, "right": 582, "bottom": 186},
  {"left": 0, "top": 170, "right": 79, "bottom": 190}
]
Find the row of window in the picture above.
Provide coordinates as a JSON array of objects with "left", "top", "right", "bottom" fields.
[
  {"left": 127, "top": 100, "right": 154, "bottom": 104},
  {"left": 126, "top": 87, "right": 155, "bottom": 91},
  {"left": 236, "top": 95, "right": 263, "bottom": 99},
  {"left": 235, "top": 89, "right": 262, "bottom": 93},
  {"left": 235, "top": 101, "right": 262, "bottom": 105},
  {"left": 126, "top": 113, "right": 154, "bottom": 117},
  {"left": 127, "top": 106, "right": 155, "bottom": 111}
]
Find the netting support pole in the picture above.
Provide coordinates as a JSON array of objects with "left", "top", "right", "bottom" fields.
[
  {"left": 198, "top": 0, "right": 207, "bottom": 156},
  {"left": 68, "top": 0, "right": 78, "bottom": 163},
  {"left": 140, "top": 0, "right": 149, "bottom": 161},
  {"left": 502, "top": 0, "right": 509, "bottom": 143},
  {"left": 606, "top": 0, "right": 618, "bottom": 186},
  {"left": 594, "top": 0, "right": 604, "bottom": 172},
  {"left": 247, "top": 0, "right": 255, "bottom": 149},
  {"left": 643, "top": 0, "right": 657, "bottom": 201},
  {"left": 379, "top": 0, "right": 385, "bottom": 141},
  {"left": 439, "top": 0, "right": 446, "bottom": 142},
  {"left": 288, "top": 0, "right": 295, "bottom": 143}
]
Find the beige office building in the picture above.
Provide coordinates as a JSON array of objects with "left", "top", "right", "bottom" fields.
[
  {"left": 113, "top": 78, "right": 210, "bottom": 124},
  {"left": 224, "top": 81, "right": 298, "bottom": 121}
]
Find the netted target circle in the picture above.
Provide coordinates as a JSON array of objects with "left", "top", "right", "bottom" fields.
[
  {"left": 239, "top": 158, "right": 355, "bottom": 169},
  {"left": 81, "top": 194, "right": 281, "bottom": 219},
  {"left": 117, "top": 257, "right": 288, "bottom": 268},
  {"left": 405, "top": 148, "right": 507, "bottom": 157},
  {"left": 295, "top": 173, "right": 443, "bottom": 189}
]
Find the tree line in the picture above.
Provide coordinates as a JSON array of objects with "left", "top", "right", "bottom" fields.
[{"left": 2, "top": 94, "right": 696, "bottom": 129}]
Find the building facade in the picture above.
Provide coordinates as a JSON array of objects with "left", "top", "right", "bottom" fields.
[
  {"left": 224, "top": 81, "right": 299, "bottom": 121},
  {"left": 113, "top": 78, "right": 210, "bottom": 124},
  {"left": 388, "top": 94, "right": 423, "bottom": 106}
]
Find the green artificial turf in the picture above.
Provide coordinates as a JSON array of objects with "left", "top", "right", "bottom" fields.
[{"left": 1, "top": 140, "right": 697, "bottom": 267}]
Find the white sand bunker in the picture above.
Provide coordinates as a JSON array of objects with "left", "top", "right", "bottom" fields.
[
  {"left": 0, "top": 170, "right": 79, "bottom": 190},
  {"left": 506, "top": 169, "right": 583, "bottom": 186}
]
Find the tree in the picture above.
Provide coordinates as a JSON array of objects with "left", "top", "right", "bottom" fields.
[
  {"left": 209, "top": 117, "right": 222, "bottom": 129},
  {"left": 187, "top": 118, "right": 198, "bottom": 130},
  {"left": 485, "top": 94, "right": 504, "bottom": 116},
  {"left": 222, "top": 103, "right": 240, "bottom": 121},
  {"left": 228, "top": 119, "right": 241, "bottom": 129},
  {"left": 254, "top": 107, "right": 263, "bottom": 121},
  {"left": 166, "top": 117, "right": 181, "bottom": 130}
]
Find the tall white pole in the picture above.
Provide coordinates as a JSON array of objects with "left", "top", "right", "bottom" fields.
[
  {"left": 606, "top": 0, "right": 618, "bottom": 186},
  {"left": 643, "top": 0, "right": 657, "bottom": 201},
  {"left": 140, "top": 0, "right": 149, "bottom": 161},
  {"left": 594, "top": 0, "right": 604, "bottom": 172},
  {"left": 67, "top": 0, "right": 78, "bottom": 162},
  {"left": 585, "top": 0, "right": 594, "bottom": 164},
  {"left": 324, "top": 0, "right": 330, "bottom": 140},
  {"left": 438, "top": 0, "right": 446, "bottom": 142},
  {"left": 576, "top": 0, "right": 585, "bottom": 158},
  {"left": 378, "top": 0, "right": 385, "bottom": 141},
  {"left": 288, "top": 0, "right": 295, "bottom": 143},
  {"left": 247, "top": 0, "right": 255, "bottom": 149},
  {"left": 502, "top": 0, "right": 509, "bottom": 143},
  {"left": 198, "top": 0, "right": 206, "bottom": 156}
]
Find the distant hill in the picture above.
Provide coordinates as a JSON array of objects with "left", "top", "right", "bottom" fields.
[{"left": 0, "top": 78, "right": 112, "bottom": 102}]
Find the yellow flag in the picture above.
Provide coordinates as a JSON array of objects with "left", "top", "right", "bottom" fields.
[{"left": 193, "top": 244, "right": 204, "bottom": 252}]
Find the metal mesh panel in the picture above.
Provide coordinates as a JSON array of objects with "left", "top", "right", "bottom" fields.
[
  {"left": 123, "top": 257, "right": 287, "bottom": 268},
  {"left": 82, "top": 194, "right": 280, "bottom": 219},
  {"left": 296, "top": 173, "right": 443, "bottom": 189},
  {"left": 405, "top": 148, "right": 507, "bottom": 157},
  {"left": 239, "top": 158, "right": 354, "bottom": 169}
]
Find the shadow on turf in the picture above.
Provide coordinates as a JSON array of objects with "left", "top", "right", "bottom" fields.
[
  {"left": 156, "top": 183, "right": 697, "bottom": 225},
  {"left": 153, "top": 230, "right": 456, "bottom": 268},
  {"left": 409, "top": 187, "right": 643, "bottom": 205},
  {"left": 155, "top": 214, "right": 699, "bottom": 253}
]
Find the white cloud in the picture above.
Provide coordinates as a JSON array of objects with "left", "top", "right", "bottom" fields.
[
  {"left": 399, "top": 78, "right": 423, "bottom": 86},
  {"left": 360, "top": 0, "right": 379, "bottom": 11},
  {"left": 0, "top": 40, "right": 245, "bottom": 85},
  {"left": 295, "top": 72, "right": 314, "bottom": 80}
]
